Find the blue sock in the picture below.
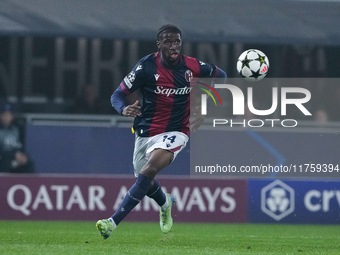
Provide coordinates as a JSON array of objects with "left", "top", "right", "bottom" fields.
[
  {"left": 111, "top": 174, "right": 152, "bottom": 225},
  {"left": 146, "top": 179, "right": 166, "bottom": 207}
]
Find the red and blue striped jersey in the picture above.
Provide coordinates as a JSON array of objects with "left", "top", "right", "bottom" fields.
[{"left": 112, "top": 52, "right": 226, "bottom": 137}]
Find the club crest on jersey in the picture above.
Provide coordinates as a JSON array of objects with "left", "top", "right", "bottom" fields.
[{"left": 185, "top": 70, "right": 193, "bottom": 82}]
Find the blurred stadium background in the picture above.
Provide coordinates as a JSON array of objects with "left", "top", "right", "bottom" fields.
[{"left": 1, "top": 0, "right": 340, "bottom": 226}]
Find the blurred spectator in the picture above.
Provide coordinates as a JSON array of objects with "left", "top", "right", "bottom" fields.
[
  {"left": 71, "top": 84, "right": 112, "bottom": 114},
  {"left": 0, "top": 103, "right": 35, "bottom": 173}
]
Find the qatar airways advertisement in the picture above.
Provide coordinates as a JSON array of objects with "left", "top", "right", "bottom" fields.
[{"left": 0, "top": 175, "right": 247, "bottom": 223}]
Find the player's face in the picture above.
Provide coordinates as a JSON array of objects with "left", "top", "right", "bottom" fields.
[{"left": 157, "top": 32, "right": 182, "bottom": 66}]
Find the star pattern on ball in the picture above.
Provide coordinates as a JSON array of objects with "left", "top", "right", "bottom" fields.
[
  {"left": 250, "top": 68, "right": 261, "bottom": 79},
  {"left": 255, "top": 53, "right": 266, "bottom": 64},
  {"left": 241, "top": 55, "right": 251, "bottom": 69}
]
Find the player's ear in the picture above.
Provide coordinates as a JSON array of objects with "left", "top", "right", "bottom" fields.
[{"left": 156, "top": 40, "right": 160, "bottom": 50}]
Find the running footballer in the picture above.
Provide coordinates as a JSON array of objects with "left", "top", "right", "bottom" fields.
[{"left": 96, "top": 24, "right": 227, "bottom": 239}]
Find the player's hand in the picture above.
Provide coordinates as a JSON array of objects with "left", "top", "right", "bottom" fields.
[
  {"left": 122, "top": 100, "right": 141, "bottom": 117},
  {"left": 190, "top": 106, "right": 205, "bottom": 132}
]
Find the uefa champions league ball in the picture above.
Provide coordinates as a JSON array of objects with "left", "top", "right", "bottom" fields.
[{"left": 236, "top": 49, "right": 269, "bottom": 82}]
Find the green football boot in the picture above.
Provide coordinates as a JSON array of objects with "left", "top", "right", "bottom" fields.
[
  {"left": 96, "top": 218, "right": 114, "bottom": 239},
  {"left": 160, "top": 194, "right": 175, "bottom": 233}
]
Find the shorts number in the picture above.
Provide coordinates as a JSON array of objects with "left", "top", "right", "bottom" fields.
[{"left": 163, "top": 135, "right": 176, "bottom": 144}]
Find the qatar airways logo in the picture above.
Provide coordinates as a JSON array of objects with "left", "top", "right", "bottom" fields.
[
  {"left": 154, "top": 86, "right": 192, "bottom": 97},
  {"left": 201, "top": 84, "right": 312, "bottom": 128}
]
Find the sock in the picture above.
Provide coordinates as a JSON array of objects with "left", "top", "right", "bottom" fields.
[
  {"left": 108, "top": 218, "right": 117, "bottom": 230},
  {"left": 146, "top": 179, "right": 167, "bottom": 208},
  {"left": 161, "top": 196, "right": 169, "bottom": 211},
  {"left": 111, "top": 174, "right": 152, "bottom": 225}
]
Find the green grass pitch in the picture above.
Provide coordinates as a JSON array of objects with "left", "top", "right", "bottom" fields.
[{"left": 0, "top": 221, "right": 340, "bottom": 255}]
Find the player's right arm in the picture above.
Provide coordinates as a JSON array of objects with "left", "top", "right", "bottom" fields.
[
  {"left": 122, "top": 100, "right": 141, "bottom": 117},
  {"left": 110, "top": 60, "right": 146, "bottom": 117},
  {"left": 110, "top": 86, "right": 141, "bottom": 117}
]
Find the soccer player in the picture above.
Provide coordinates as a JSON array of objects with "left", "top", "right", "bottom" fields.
[{"left": 96, "top": 24, "right": 226, "bottom": 239}]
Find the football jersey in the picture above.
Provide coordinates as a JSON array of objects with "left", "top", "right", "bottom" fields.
[{"left": 116, "top": 52, "right": 226, "bottom": 137}]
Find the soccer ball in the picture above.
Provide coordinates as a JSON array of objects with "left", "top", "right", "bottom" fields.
[{"left": 236, "top": 49, "right": 269, "bottom": 82}]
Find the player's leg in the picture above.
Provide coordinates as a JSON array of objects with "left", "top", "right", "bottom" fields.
[
  {"left": 132, "top": 135, "right": 168, "bottom": 209},
  {"left": 96, "top": 132, "right": 188, "bottom": 238},
  {"left": 146, "top": 179, "right": 167, "bottom": 208},
  {"left": 110, "top": 148, "right": 173, "bottom": 222},
  {"left": 139, "top": 148, "right": 173, "bottom": 178},
  {"left": 140, "top": 153, "right": 176, "bottom": 233},
  {"left": 145, "top": 174, "right": 175, "bottom": 233},
  {"left": 134, "top": 131, "right": 185, "bottom": 207},
  {"left": 96, "top": 148, "right": 173, "bottom": 239},
  {"left": 143, "top": 132, "right": 188, "bottom": 233}
]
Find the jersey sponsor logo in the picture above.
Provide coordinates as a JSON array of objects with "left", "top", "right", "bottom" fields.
[
  {"left": 154, "top": 86, "right": 192, "bottom": 97},
  {"left": 136, "top": 65, "right": 143, "bottom": 71},
  {"left": 154, "top": 74, "right": 160, "bottom": 81},
  {"left": 185, "top": 70, "right": 193, "bottom": 82}
]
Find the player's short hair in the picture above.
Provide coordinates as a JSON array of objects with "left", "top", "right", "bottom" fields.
[{"left": 157, "top": 24, "right": 182, "bottom": 41}]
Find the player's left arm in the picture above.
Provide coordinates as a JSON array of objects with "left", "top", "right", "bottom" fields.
[
  {"left": 190, "top": 63, "right": 227, "bottom": 132},
  {"left": 201, "top": 63, "right": 227, "bottom": 79},
  {"left": 214, "top": 66, "right": 227, "bottom": 79}
]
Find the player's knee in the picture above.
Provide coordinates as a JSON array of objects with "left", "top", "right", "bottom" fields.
[{"left": 140, "top": 163, "right": 159, "bottom": 179}]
